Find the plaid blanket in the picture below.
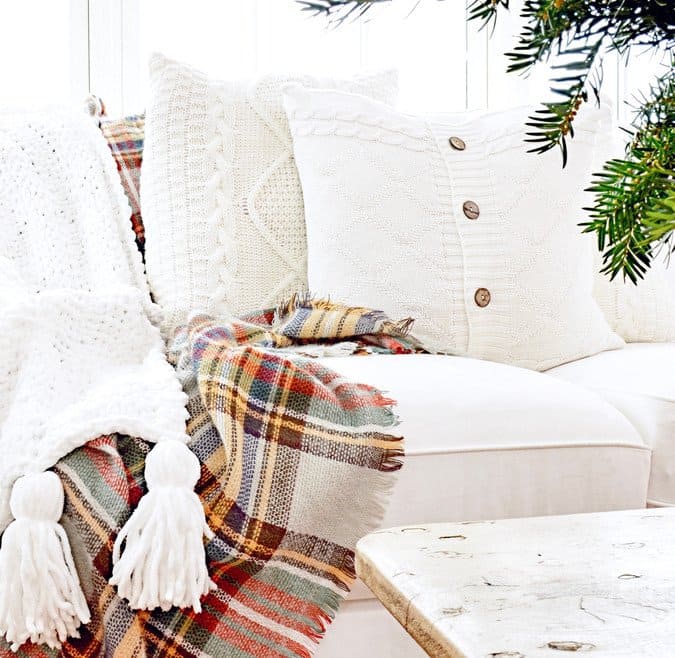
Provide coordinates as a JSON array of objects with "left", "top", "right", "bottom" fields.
[
  {"left": 7, "top": 300, "right": 416, "bottom": 658},
  {"left": 100, "top": 115, "right": 145, "bottom": 253}
]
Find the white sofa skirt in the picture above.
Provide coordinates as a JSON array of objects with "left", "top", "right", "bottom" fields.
[{"left": 317, "top": 599, "right": 425, "bottom": 658}]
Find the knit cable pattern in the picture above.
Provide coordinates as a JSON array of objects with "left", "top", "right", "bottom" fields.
[{"left": 141, "top": 54, "right": 398, "bottom": 335}]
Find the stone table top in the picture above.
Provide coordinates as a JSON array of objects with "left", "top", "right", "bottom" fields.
[{"left": 355, "top": 508, "right": 675, "bottom": 657}]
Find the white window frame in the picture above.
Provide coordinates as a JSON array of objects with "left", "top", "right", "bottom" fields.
[
  {"left": 86, "top": 0, "right": 489, "bottom": 115},
  {"left": 70, "top": 0, "right": 90, "bottom": 104},
  {"left": 82, "top": 0, "right": 642, "bottom": 119},
  {"left": 83, "top": 0, "right": 140, "bottom": 115}
]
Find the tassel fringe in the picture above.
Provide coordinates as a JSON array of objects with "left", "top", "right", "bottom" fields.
[
  {"left": 110, "top": 440, "right": 215, "bottom": 612},
  {"left": 0, "top": 472, "right": 90, "bottom": 651}
]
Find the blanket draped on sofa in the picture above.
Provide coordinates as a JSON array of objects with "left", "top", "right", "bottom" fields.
[
  {"left": 3, "top": 304, "right": 410, "bottom": 657},
  {"left": 0, "top": 109, "right": 204, "bottom": 650},
  {"left": 0, "top": 108, "right": 408, "bottom": 656}
]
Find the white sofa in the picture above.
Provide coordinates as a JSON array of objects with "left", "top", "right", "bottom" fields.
[
  {"left": 315, "top": 342, "right": 673, "bottom": 658},
  {"left": 90, "top": 89, "right": 674, "bottom": 655}
]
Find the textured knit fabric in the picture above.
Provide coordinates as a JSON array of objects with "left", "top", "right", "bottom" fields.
[
  {"left": 141, "top": 53, "right": 398, "bottom": 334},
  {"left": 97, "top": 104, "right": 674, "bottom": 346},
  {"left": 284, "top": 86, "right": 625, "bottom": 371},
  {"left": 6, "top": 302, "right": 407, "bottom": 658},
  {"left": 593, "top": 258, "right": 675, "bottom": 342},
  {"left": 100, "top": 114, "right": 146, "bottom": 253},
  {"left": 0, "top": 108, "right": 189, "bottom": 534},
  {"left": 588, "top": 127, "right": 675, "bottom": 342}
]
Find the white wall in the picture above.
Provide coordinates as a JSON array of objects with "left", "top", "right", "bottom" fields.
[
  {"left": 0, "top": 0, "right": 667, "bottom": 122},
  {"left": 0, "top": 0, "right": 87, "bottom": 107}
]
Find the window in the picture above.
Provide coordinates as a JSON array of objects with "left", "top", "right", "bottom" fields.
[
  {"left": 0, "top": 0, "right": 87, "bottom": 107},
  {"left": 0, "top": 0, "right": 662, "bottom": 122},
  {"left": 136, "top": 0, "right": 480, "bottom": 112}
]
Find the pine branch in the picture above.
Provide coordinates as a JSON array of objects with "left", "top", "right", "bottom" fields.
[
  {"left": 582, "top": 61, "right": 675, "bottom": 282},
  {"left": 523, "top": 39, "right": 603, "bottom": 167},
  {"left": 467, "top": 1, "right": 510, "bottom": 31},
  {"left": 297, "top": 0, "right": 387, "bottom": 22},
  {"left": 503, "top": 0, "right": 671, "bottom": 167}
]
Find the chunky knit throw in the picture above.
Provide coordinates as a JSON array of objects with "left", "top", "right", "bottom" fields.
[{"left": 0, "top": 109, "right": 201, "bottom": 650}]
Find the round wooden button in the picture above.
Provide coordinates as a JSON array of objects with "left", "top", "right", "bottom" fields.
[
  {"left": 463, "top": 200, "right": 480, "bottom": 220},
  {"left": 449, "top": 136, "right": 466, "bottom": 151},
  {"left": 474, "top": 288, "right": 491, "bottom": 308}
]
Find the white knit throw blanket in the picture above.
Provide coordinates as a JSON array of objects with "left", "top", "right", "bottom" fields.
[{"left": 0, "top": 110, "right": 213, "bottom": 651}]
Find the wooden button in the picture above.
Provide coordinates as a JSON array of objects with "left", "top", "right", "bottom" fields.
[
  {"left": 449, "top": 136, "right": 466, "bottom": 151},
  {"left": 474, "top": 288, "right": 491, "bottom": 308},
  {"left": 463, "top": 200, "right": 480, "bottom": 220}
]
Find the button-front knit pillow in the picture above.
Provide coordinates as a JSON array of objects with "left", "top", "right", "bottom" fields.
[
  {"left": 141, "top": 54, "right": 398, "bottom": 333},
  {"left": 284, "top": 86, "right": 624, "bottom": 370}
]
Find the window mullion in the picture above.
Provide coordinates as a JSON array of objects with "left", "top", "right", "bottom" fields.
[
  {"left": 70, "top": 0, "right": 90, "bottom": 104},
  {"left": 88, "top": 0, "right": 124, "bottom": 115},
  {"left": 121, "top": 0, "right": 141, "bottom": 114}
]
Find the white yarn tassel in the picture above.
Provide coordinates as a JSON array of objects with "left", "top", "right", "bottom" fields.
[
  {"left": 0, "top": 472, "right": 90, "bottom": 651},
  {"left": 110, "top": 440, "right": 215, "bottom": 612}
]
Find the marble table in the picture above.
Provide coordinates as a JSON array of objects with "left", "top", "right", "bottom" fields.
[{"left": 355, "top": 508, "right": 675, "bottom": 657}]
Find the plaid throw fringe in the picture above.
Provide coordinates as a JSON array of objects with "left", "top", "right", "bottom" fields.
[
  {"left": 273, "top": 293, "right": 415, "bottom": 342},
  {"left": 7, "top": 300, "right": 414, "bottom": 658}
]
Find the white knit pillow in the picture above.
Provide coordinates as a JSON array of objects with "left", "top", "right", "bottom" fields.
[
  {"left": 141, "top": 54, "right": 398, "bottom": 332},
  {"left": 593, "top": 257, "right": 675, "bottom": 342},
  {"left": 588, "top": 127, "right": 675, "bottom": 342},
  {"left": 284, "top": 86, "right": 624, "bottom": 370}
]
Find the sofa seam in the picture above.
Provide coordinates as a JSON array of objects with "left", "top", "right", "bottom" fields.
[{"left": 404, "top": 442, "right": 651, "bottom": 457}]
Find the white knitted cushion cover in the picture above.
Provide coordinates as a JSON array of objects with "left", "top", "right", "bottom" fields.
[
  {"left": 141, "top": 54, "right": 398, "bottom": 331},
  {"left": 593, "top": 258, "right": 675, "bottom": 342},
  {"left": 588, "top": 127, "right": 675, "bottom": 342},
  {"left": 284, "top": 86, "right": 624, "bottom": 370}
]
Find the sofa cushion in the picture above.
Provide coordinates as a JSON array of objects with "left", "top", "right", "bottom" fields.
[
  {"left": 286, "top": 86, "right": 624, "bottom": 369},
  {"left": 141, "top": 54, "right": 398, "bottom": 333},
  {"left": 593, "top": 259, "right": 675, "bottom": 343},
  {"left": 549, "top": 343, "right": 675, "bottom": 506},
  {"left": 318, "top": 353, "right": 650, "bottom": 601}
]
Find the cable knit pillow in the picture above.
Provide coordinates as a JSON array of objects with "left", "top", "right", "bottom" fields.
[
  {"left": 588, "top": 128, "right": 675, "bottom": 342},
  {"left": 284, "top": 86, "right": 624, "bottom": 370},
  {"left": 141, "top": 54, "right": 398, "bottom": 332}
]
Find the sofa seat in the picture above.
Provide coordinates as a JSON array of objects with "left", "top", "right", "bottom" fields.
[
  {"left": 315, "top": 353, "right": 650, "bottom": 658},
  {"left": 549, "top": 342, "right": 675, "bottom": 507},
  {"left": 317, "top": 353, "right": 649, "bottom": 601}
]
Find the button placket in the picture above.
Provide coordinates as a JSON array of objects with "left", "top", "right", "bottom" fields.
[{"left": 447, "top": 132, "right": 490, "bottom": 313}]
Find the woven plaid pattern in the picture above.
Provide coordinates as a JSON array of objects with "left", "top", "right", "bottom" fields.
[
  {"left": 242, "top": 295, "right": 421, "bottom": 355},
  {"left": 100, "top": 115, "right": 145, "bottom": 253},
  {"left": 273, "top": 294, "right": 414, "bottom": 342},
  {"left": 8, "top": 302, "right": 410, "bottom": 658}
]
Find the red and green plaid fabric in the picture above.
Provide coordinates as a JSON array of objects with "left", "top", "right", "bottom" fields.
[
  {"left": 7, "top": 301, "right": 411, "bottom": 658},
  {"left": 100, "top": 115, "right": 145, "bottom": 253}
]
